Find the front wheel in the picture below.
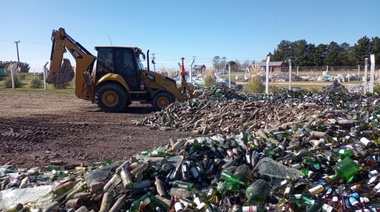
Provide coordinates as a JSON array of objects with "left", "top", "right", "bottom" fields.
[
  {"left": 152, "top": 92, "right": 175, "bottom": 111},
  {"left": 96, "top": 84, "right": 128, "bottom": 113}
]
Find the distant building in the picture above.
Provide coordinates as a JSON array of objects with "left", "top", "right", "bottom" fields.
[
  {"left": 192, "top": 65, "right": 206, "bottom": 75},
  {"left": 256, "top": 61, "right": 286, "bottom": 72}
]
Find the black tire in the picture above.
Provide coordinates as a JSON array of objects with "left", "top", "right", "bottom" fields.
[
  {"left": 152, "top": 92, "right": 175, "bottom": 111},
  {"left": 96, "top": 84, "right": 128, "bottom": 113}
]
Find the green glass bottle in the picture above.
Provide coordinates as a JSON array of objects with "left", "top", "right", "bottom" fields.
[
  {"left": 334, "top": 149, "right": 353, "bottom": 159},
  {"left": 301, "top": 168, "right": 313, "bottom": 178},
  {"left": 290, "top": 193, "right": 314, "bottom": 204},
  {"left": 220, "top": 170, "right": 246, "bottom": 186},
  {"left": 150, "top": 146, "right": 168, "bottom": 157},
  {"left": 290, "top": 194, "right": 333, "bottom": 212},
  {"left": 171, "top": 180, "right": 194, "bottom": 191},
  {"left": 218, "top": 181, "right": 240, "bottom": 193},
  {"left": 329, "top": 157, "right": 359, "bottom": 183},
  {"left": 233, "top": 164, "right": 253, "bottom": 184},
  {"left": 303, "top": 157, "right": 321, "bottom": 170},
  {"left": 128, "top": 191, "right": 154, "bottom": 212},
  {"left": 245, "top": 179, "right": 270, "bottom": 205},
  {"left": 143, "top": 195, "right": 169, "bottom": 211},
  {"left": 263, "top": 148, "right": 275, "bottom": 157},
  {"left": 45, "top": 165, "right": 61, "bottom": 171}
]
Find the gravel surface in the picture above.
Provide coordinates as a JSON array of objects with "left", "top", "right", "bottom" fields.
[{"left": 0, "top": 90, "right": 192, "bottom": 168}]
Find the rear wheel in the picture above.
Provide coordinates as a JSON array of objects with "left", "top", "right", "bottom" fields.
[
  {"left": 152, "top": 92, "right": 175, "bottom": 111},
  {"left": 96, "top": 84, "right": 128, "bottom": 113}
]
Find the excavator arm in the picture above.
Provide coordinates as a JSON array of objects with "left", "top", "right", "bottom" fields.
[{"left": 46, "top": 28, "right": 97, "bottom": 101}]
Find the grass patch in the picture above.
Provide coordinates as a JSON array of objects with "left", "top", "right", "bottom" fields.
[
  {"left": 244, "top": 76, "right": 265, "bottom": 93},
  {"left": 30, "top": 77, "right": 43, "bottom": 89},
  {"left": 374, "top": 83, "right": 380, "bottom": 93},
  {"left": 203, "top": 68, "right": 216, "bottom": 87},
  {"left": 2, "top": 75, "right": 22, "bottom": 88}
]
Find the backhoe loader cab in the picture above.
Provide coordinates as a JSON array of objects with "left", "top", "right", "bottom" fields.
[
  {"left": 92, "top": 46, "right": 188, "bottom": 112},
  {"left": 47, "top": 28, "right": 197, "bottom": 113},
  {"left": 95, "top": 46, "right": 143, "bottom": 91}
]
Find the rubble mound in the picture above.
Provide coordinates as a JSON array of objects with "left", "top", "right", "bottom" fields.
[
  {"left": 137, "top": 84, "right": 379, "bottom": 136},
  {"left": 322, "top": 80, "right": 349, "bottom": 94},
  {"left": 271, "top": 72, "right": 304, "bottom": 82}
]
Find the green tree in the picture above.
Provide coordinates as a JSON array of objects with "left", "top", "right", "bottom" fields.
[
  {"left": 370, "top": 36, "right": 380, "bottom": 63},
  {"left": 241, "top": 60, "right": 251, "bottom": 72},
  {"left": 339, "top": 42, "right": 352, "bottom": 66},
  {"left": 212, "top": 56, "right": 227, "bottom": 72},
  {"left": 315, "top": 44, "right": 327, "bottom": 66},
  {"left": 291, "top": 39, "right": 309, "bottom": 66},
  {"left": 229, "top": 60, "right": 241, "bottom": 72},
  {"left": 269, "top": 36, "right": 377, "bottom": 67},
  {"left": 18, "top": 62, "right": 30, "bottom": 73},
  {"left": 0, "top": 61, "right": 30, "bottom": 73},
  {"left": 351, "top": 36, "right": 371, "bottom": 65},
  {"left": 324, "top": 41, "right": 341, "bottom": 66},
  {"left": 272, "top": 40, "right": 292, "bottom": 61},
  {"left": 307, "top": 43, "right": 318, "bottom": 66}
]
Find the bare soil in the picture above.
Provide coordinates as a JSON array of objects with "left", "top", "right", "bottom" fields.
[{"left": 0, "top": 90, "right": 193, "bottom": 169}]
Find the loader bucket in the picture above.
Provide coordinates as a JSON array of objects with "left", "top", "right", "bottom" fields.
[{"left": 46, "top": 59, "right": 75, "bottom": 84}]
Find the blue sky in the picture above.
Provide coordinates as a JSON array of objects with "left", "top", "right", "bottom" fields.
[{"left": 0, "top": 0, "right": 379, "bottom": 72}]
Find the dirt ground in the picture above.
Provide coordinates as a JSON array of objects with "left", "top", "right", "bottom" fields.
[{"left": 0, "top": 90, "right": 193, "bottom": 169}]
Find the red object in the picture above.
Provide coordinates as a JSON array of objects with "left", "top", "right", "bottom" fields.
[{"left": 180, "top": 57, "right": 187, "bottom": 76}]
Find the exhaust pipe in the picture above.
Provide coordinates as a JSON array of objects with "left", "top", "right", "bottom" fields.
[{"left": 146, "top": 50, "right": 150, "bottom": 71}]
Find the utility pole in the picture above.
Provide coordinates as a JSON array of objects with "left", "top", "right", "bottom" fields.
[
  {"left": 288, "top": 59, "right": 292, "bottom": 90},
  {"left": 14, "top": 40, "right": 20, "bottom": 67},
  {"left": 151, "top": 53, "right": 156, "bottom": 72}
]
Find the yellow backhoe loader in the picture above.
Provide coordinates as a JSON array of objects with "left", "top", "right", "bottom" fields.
[{"left": 46, "top": 28, "right": 197, "bottom": 112}]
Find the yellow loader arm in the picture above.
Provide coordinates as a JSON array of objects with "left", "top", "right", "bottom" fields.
[{"left": 46, "top": 28, "right": 97, "bottom": 101}]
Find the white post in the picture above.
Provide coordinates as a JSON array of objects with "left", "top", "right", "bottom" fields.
[
  {"left": 297, "top": 66, "right": 299, "bottom": 76},
  {"left": 288, "top": 59, "right": 292, "bottom": 90},
  {"left": 228, "top": 63, "right": 231, "bottom": 89},
  {"left": 358, "top": 65, "right": 360, "bottom": 76},
  {"left": 364, "top": 58, "right": 368, "bottom": 93},
  {"left": 43, "top": 62, "right": 49, "bottom": 90},
  {"left": 369, "top": 54, "right": 375, "bottom": 93},
  {"left": 265, "top": 56, "right": 270, "bottom": 94},
  {"left": 189, "top": 59, "right": 194, "bottom": 84},
  {"left": 11, "top": 64, "right": 16, "bottom": 89},
  {"left": 270, "top": 67, "right": 273, "bottom": 82}
]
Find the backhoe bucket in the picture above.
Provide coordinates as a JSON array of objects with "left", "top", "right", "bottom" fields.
[{"left": 46, "top": 59, "right": 75, "bottom": 84}]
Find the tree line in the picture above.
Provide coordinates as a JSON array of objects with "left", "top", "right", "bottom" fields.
[
  {"left": 270, "top": 36, "right": 379, "bottom": 67},
  {"left": 1, "top": 36, "right": 379, "bottom": 74},
  {"left": 0, "top": 61, "right": 30, "bottom": 73},
  {"left": 213, "top": 36, "right": 380, "bottom": 72}
]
